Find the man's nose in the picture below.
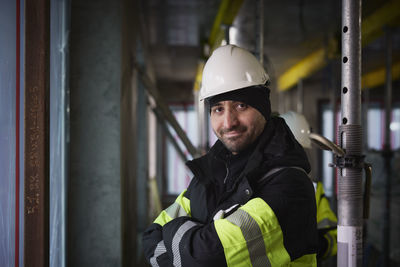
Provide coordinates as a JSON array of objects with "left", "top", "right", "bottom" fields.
[{"left": 223, "top": 110, "right": 238, "bottom": 129}]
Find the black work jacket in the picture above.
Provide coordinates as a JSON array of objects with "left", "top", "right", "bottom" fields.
[{"left": 143, "top": 116, "right": 318, "bottom": 266}]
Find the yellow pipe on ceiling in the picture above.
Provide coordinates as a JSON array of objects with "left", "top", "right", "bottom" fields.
[
  {"left": 362, "top": 61, "right": 400, "bottom": 90},
  {"left": 278, "top": 0, "right": 400, "bottom": 92},
  {"left": 208, "top": 0, "right": 244, "bottom": 52},
  {"left": 193, "top": 61, "right": 205, "bottom": 92},
  {"left": 362, "top": 0, "right": 400, "bottom": 46},
  {"left": 193, "top": 0, "right": 244, "bottom": 92},
  {"left": 278, "top": 42, "right": 337, "bottom": 92}
]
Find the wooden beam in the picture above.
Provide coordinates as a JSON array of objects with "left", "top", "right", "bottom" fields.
[{"left": 24, "top": 0, "right": 50, "bottom": 266}]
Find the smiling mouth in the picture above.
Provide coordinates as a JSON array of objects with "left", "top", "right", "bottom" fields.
[
  {"left": 220, "top": 126, "right": 246, "bottom": 137},
  {"left": 223, "top": 131, "right": 243, "bottom": 138}
]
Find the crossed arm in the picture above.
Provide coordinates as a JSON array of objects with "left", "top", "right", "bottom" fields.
[
  {"left": 142, "top": 190, "right": 226, "bottom": 267},
  {"left": 142, "top": 170, "right": 318, "bottom": 267}
]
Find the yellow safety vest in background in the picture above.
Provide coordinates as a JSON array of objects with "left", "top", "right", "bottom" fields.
[{"left": 315, "top": 181, "right": 338, "bottom": 259}]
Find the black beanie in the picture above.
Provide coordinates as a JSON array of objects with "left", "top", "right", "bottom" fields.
[{"left": 207, "top": 85, "right": 271, "bottom": 120}]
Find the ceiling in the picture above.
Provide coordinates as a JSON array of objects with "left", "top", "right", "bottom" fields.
[{"left": 140, "top": 0, "right": 400, "bottom": 102}]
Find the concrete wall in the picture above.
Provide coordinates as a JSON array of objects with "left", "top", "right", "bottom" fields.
[{"left": 69, "top": 1, "right": 122, "bottom": 266}]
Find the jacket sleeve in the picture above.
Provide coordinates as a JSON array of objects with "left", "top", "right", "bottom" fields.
[
  {"left": 142, "top": 223, "right": 173, "bottom": 267},
  {"left": 161, "top": 217, "right": 227, "bottom": 266},
  {"left": 248, "top": 168, "right": 318, "bottom": 265},
  {"left": 144, "top": 169, "right": 318, "bottom": 267},
  {"left": 142, "top": 190, "right": 191, "bottom": 266}
]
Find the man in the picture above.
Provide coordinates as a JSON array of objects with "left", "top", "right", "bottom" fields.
[
  {"left": 143, "top": 45, "right": 317, "bottom": 266},
  {"left": 280, "top": 111, "right": 338, "bottom": 261}
]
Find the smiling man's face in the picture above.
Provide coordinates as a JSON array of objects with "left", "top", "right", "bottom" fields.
[{"left": 210, "top": 100, "right": 266, "bottom": 154}]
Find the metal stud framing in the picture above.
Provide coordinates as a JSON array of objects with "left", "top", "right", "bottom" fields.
[{"left": 24, "top": 0, "right": 50, "bottom": 266}]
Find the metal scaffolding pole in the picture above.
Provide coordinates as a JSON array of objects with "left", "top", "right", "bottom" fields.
[
  {"left": 338, "top": 0, "right": 363, "bottom": 266},
  {"left": 194, "top": 90, "right": 210, "bottom": 153},
  {"left": 382, "top": 28, "right": 393, "bottom": 267},
  {"left": 152, "top": 106, "right": 189, "bottom": 164},
  {"left": 135, "top": 63, "right": 199, "bottom": 159},
  {"left": 24, "top": 0, "right": 50, "bottom": 266},
  {"left": 254, "top": 0, "right": 264, "bottom": 64}
]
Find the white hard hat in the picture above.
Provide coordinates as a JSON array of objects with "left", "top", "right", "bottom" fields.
[
  {"left": 280, "top": 111, "right": 312, "bottom": 148},
  {"left": 199, "top": 45, "right": 269, "bottom": 100}
]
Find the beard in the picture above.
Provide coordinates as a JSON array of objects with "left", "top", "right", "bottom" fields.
[{"left": 216, "top": 125, "right": 253, "bottom": 153}]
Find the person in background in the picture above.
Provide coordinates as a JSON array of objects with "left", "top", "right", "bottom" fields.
[
  {"left": 280, "top": 111, "right": 338, "bottom": 261},
  {"left": 142, "top": 45, "right": 318, "bottom": 267}
]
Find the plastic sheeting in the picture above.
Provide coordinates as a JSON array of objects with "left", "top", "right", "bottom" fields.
[
  {"left": 0, "top": 0, "right": 24, "bottom": 266},
  {"left": 49, "top": 0, "right": 69, "bottom": 266},
  {"left": 0, "top": 3, "right": 17, "bottom": 264}
]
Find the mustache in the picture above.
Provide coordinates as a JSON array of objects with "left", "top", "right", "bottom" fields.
[{"left": 219, "top": 125, "right": 247, "bottom": 135}]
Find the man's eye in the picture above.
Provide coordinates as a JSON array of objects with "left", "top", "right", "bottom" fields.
[
  {"left": 212, "top": 107, "right": 223, "bottom": 113},
  {"left": 237, "top": 103, "right": 247, "bottom": 109}
]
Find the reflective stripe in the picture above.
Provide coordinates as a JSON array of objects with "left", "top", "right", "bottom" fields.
[
  {"left": 154, "top": 190, "right": 191, "bottom": 226},
  {"left": 215, "top": 198, "right": 315, "bottom": 266},
  {"left": 215, "top": 198, "right": 291, "bottom": 266},
  {"left": 226, "top": 209, "right": 271, "bottom": 267},
  {"left": 153, "top": 211, "right": 173, "bottom": 227},
  {"left": 324, "top": 232, "right": 335, "bottom": 258},
  {"left": 313, "top": 182, "right": 317, "bottom": 192},
  {"left": 172, "top": 220, "right": 197, "bottom": 267},
  {"left": 213, "top": 204, "right": 239, "bottom": 220},
  {"left": 149, "top": 240, "right": 167, "bottom": 267},
  {"left": 317, "top": 218, "right": 337, "bottom": 229},
  {"left": 166, "top": 202, "right": 188, "bottom": 218}
]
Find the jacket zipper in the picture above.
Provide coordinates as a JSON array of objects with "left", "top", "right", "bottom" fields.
[{"left": 223, "top": 161, "right": 229, "bottom": 184}]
